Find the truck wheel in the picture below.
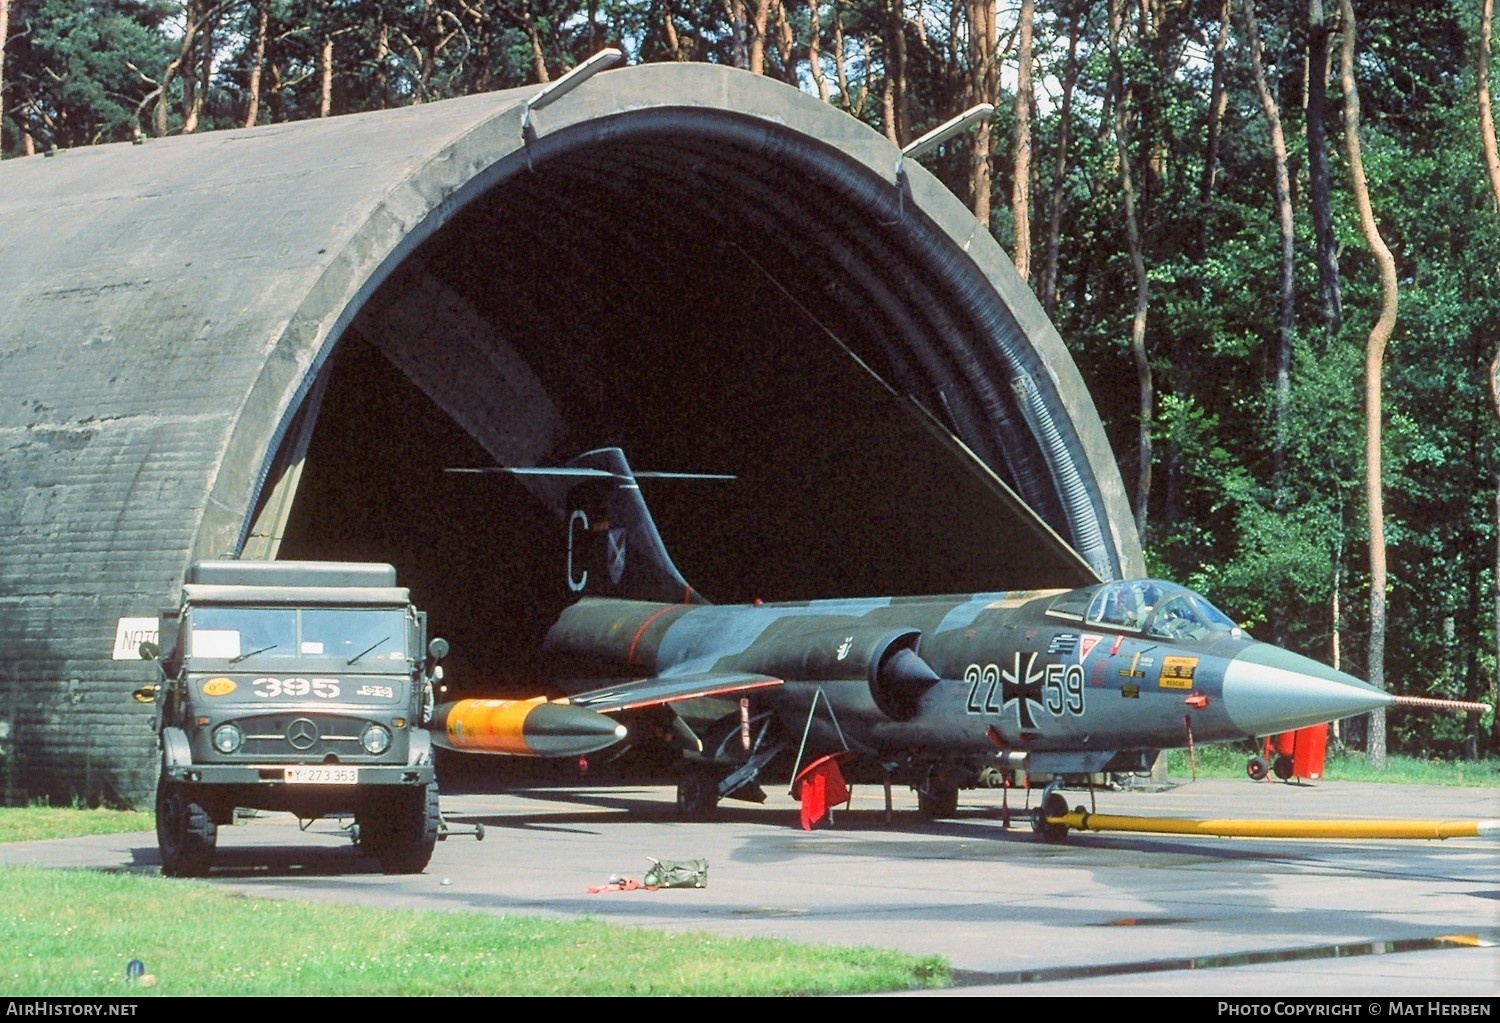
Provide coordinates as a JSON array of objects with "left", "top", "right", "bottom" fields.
[
  {"left": 916, "top": 785, "right": 959, "bottom": 820},
  {"left": 366, "top": 782, "right": 439, "bottom": 874},
  {"left": 156, "top": 780, "right": 217, "bottom": 878}
]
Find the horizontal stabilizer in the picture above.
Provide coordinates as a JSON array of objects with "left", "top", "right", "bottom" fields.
[
  {"left": 447, "top": 466, "right": 737, "bottom": 481},
  {"left": 563, "top": 671, "right": 783, "bottom": 714}
]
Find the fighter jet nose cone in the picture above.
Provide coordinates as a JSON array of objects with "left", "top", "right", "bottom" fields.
[{"left": 1223, "top": 644, "right": 1393, "bottom": 736}]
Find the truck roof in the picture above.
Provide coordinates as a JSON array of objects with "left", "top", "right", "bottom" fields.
[
  {"left": 181, "top": 584, "right": 411, "bottom": 607},
  {"left": 186, "top": 560, "right": 399, "bottom": 589}
]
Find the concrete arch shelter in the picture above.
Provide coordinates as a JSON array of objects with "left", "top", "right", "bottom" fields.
[{"left": 0, "top": 61, "right": 1140, "bottom": 806}]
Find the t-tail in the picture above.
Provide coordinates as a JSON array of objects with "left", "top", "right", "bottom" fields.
[{"left": 506, "top": 448, "right": 728, "bottom": 606}]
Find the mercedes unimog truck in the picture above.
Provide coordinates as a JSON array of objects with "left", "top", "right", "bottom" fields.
[{"left": 135, "top": 560, "right": 448, "bottom": 876}]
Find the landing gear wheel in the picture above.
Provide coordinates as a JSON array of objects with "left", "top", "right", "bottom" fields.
[
  {"left": 361, "top": 781, "right": 439, "bottom": 874},
  {"left": 156, "top": 779, "right": 217, "bottom": 878},
  {"left": 1273, "top": 755, "right": 1295, "bottom": 782},
  {"left": 675, "top": 767, "right": 720, "bottom": 821},
  {"left": 1246, "top": 756, "right": 1269, "bottom": 781},
  {"left": 916, "top": 785, "right": 959, "bottom": 820},
  {"left": 1033, "top": 791, "right": 1071, "bottom": 844}
]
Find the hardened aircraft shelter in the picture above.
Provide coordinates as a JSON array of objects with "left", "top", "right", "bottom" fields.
[{"left": 0, "top": 60, "right": 1140, "bottom": 806}]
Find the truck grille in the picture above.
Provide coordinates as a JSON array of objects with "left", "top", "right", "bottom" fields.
[{"left": 236, "top": 714, "right": 376, "bottom": 759}]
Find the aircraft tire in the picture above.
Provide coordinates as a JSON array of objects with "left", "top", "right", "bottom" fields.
[
  {"left": 1272, "top": 755, "right": 1295, "bottom": 782},
  {"left": 156, "top": 779, "right": 217, "bottom": 878},
  {"left": 1246, "top": 757, "right": 1269, "bottom": 781},
  {"left": 675, "top": 767, "right": 719, "bottom": 821},
  {"left": 1034, "top": 791, "right": 1071, "bottom": 844},
  {"left": 917, "top": 785, "right": 959, "bottom": 819}
]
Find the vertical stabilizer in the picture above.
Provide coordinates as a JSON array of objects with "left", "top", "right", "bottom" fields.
[{"left": 510, "top": 448, "right": 716, "bottom": 605}]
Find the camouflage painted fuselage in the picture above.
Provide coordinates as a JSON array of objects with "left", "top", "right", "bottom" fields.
[{"left": 544, "top": 581, "right": 1387, "bottom": 778}]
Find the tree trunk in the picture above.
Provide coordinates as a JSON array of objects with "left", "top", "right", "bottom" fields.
[
  {"left": 184, "top": 19, "right": 214, "bottom": 134},
  {"left": 663, "top": 0, "right": 685, "bottom": 60},
  {"left": 1010, "top": 0, "right": 1035, "bottom": 280},
  {"left": 156, "top": 2, "right": 204, "bottom": 136},
  {"left": 1110, "top": 0, "right": 1153, "bottom": 540},
  {"left": 244, "top": 0, "right": 269, "bottom": 127},
  {"left": 773, "top": 0, "right": 795, "bottom": 82},
  {"left": 1330, "top": 539, "right": 1343, "bottom": 743},
  {"left": 319, "top": 31, "right": 333, "bottom": 116},
  {"left": 1199, "top": 0, "right": 1231, "bottom": 257},
  {"left": 0, "top": 0, "right": 11, "bottom": 156},
  {"left": 884, "top": 0, "right": 908, "bottom": 144},
  {"left": 375, "top": 19, "right": 391, "bottom": 105},
  {"left": 1241, "top": 0, "right": 1296, "bottom": 493},
  {"left": 726, "top": 0, "right": 749, "bottom": 70},
  {"left": 808, "top": 0, "right": 830, "bottom": 101},
  {"left": 834, "top": 5, "right": 858, "bottom": 113},
  {"left": 1481, "top": 0, "right": 1500, "bottom": 757},
  {"left": 966, "top": 0, "right": 997, "bottom": 226},
  {"left": 1041, "top": 5, "right": 1082, "bottom": 316},
  {"left": 524, "top": 4, "right": 550, "bottom": 84},
  {"left": 1340, "top": 0, "right": 1398, "bottom": 768},
  {"left": 1307, "top": 0, "right": 1342, "bottom": 331},
  {"left": 1481, "top": 0, "right": 1500, "bottom": 210},
  {"left": 749, "top": 0, "right": 771, "bottom": 74}
]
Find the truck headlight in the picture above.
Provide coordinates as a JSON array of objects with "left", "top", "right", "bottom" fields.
[
  {"left": 361, "top": 723, "right": 391, "bottom": 755},
  {"left": 211, "top": 723, "right": 244, "bottom": 754}
]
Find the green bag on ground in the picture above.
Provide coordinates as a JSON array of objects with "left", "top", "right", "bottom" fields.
[{"left": 642, "top": 857, "right": 708, "bottom": 888}]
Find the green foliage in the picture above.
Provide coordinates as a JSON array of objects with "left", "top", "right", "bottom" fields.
[
  {"left": 1166, "top": 743, "right": 1500, "bottom": 786},
  {"left": 0, "top": 865, "right": 950, "bottom": 995},
  {"left": 1, "top": 804, "right": 154, "bottom": 843},
  {"left": 2, "top": 0, "right": 174, "bottom": 151}
]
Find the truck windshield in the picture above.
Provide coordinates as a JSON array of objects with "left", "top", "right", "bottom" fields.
[{"left": 188, "top": 607, "right": 409, "bottom": 663}]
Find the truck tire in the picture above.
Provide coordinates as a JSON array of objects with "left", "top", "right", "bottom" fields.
[
  {"left": 156, "top": 780, "right": 217, "bottom": 878},
  {"left": 363, "top": 782, "right": 439, "bottom": 874}
]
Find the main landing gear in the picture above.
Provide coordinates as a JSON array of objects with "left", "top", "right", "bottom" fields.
[{"left": 1031, "top": 786, "right": 1074, "bottom": 844}]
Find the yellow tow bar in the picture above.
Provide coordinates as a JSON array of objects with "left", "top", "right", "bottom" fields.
[{"left": 1050, "top": 811, "right": 1500, "bottom": 841}]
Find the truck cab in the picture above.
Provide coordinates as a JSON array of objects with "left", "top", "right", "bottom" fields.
[{"left": 138, "top": 560, "right": 447, "bottom": 876}]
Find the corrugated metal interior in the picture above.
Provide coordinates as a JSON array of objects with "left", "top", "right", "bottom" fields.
[{"left": 276, "top": 110, "right": 1120, "bottom": 722}]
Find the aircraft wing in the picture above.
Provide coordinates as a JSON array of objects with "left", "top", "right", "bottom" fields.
[{"left": 560, "top": 672, "right": 783, "bottom": 714}]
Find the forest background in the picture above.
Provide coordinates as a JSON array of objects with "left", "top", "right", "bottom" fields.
[{"left": 3, "top": 0, "right": 1498, "bottom": 764}]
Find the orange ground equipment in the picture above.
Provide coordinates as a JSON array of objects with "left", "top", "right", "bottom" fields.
[{"left": 1246, "top": 723, "right": 1328, "bottom": 782}]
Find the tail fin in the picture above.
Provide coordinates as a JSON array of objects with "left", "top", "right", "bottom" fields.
[{"left": 508, "top": 448, "right": 724, "bottom": 605}]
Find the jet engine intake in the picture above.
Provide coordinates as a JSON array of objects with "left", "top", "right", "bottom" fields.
[{"left": 867, "top": 629, "right": 940, "bottom": 721}]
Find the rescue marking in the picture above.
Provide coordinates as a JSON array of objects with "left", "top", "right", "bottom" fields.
[{"left": 1160, "top": 655, "right": 1198, "bottom": 690}]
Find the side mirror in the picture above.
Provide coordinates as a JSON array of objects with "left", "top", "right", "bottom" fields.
[
  {"left": 138, "top": 641, "right": 160, "bottom": 661},
  {"left": 428, "top": 637, "right": 449, "bottom": 661},
  {"left": 132, "top": 684, "right": 160, "bottom": 704}
]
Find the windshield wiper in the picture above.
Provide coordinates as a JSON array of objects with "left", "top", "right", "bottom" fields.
[
  {"left": 229, "top": 643, "right": 279, "bottom": 664},
  {"left": 348, "top": 636, "right": 390, "bottom": 665}
]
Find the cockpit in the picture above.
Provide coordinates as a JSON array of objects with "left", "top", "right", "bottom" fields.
[{"left": 1046, "top": 580, "right": 1243, "bottom": 642}]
